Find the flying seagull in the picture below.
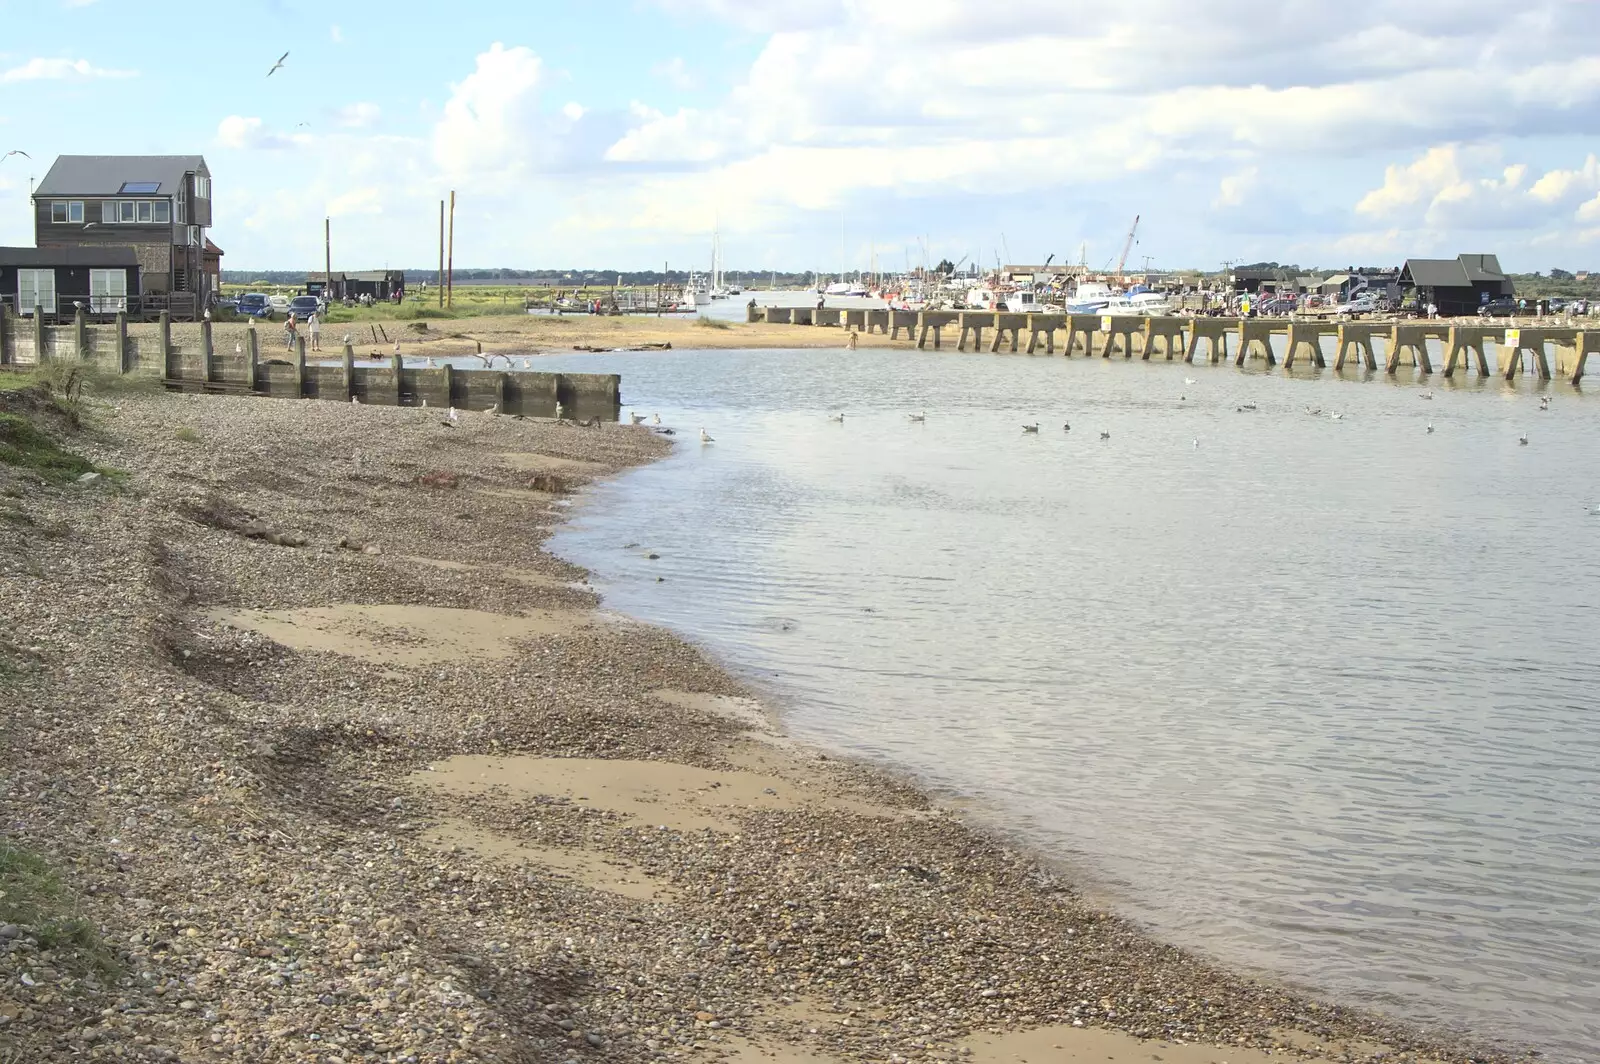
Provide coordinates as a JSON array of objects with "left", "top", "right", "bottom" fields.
[
  {"left": 268, "top": 51, "right": 289, "bottom": 77},
  {"left": 2, "top": 150, "right": 30, "bottom": 161}
]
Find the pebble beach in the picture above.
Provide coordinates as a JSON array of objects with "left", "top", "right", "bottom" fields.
[{"left": 0, "top": 384, "right": 1532, "bottom": 1064}]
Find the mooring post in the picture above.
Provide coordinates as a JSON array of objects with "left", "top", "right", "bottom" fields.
[
  {"left": 158, "top": 310, "right": 172, "bottom": 377},
  {"left": 343, "top": 347, "right": 355, "bottom": 400},
  {"left": 440, "top": 362, "right": 453, "bottom": 409},
  {"left": 391, "top": 349, "right": 403, "bottom": 405},
  {"left": 74, "top": 307, "right": 88, "bottom": 362},
  {"left": 201, "top": 316, "right": 215, "bottom": 382},
  {"left": 32, "top": 306, "right": 46, "bottom": 364},
  {"left": 294, "top": 335, "right": 307, "bottom": 396},
  {"left": 497, "top": 371, "right": 509, "bottom": 413},
  {"left": 245, "top": 325, "right": 259, "bottom": 392},
  {"left": 0, "top": 306, "right": 9, "bottom": 367},
  {"left": 114, "top": 311, "right": 129, "bottom": 374}
]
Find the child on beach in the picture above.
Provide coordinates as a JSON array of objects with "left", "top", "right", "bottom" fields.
[
  {"left": 284, "top": 313, "right": 298, "bottom": 351},
  {"left": 307, "top": 311, "right": 321, "bottom": 352}
]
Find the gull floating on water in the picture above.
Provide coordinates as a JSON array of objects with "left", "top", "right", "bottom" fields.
[
  {"left": 700, "top": 428, "right": 715, "bottom": 444},
  {"left": 1426, "top": 422, "right": 1434, "bottom": 434},
  {"left": 1193, "top": 437, "right": 1200, "bottom": 449},
  {"left": 1099, "top": 430, "right": 1110, "bottom": 440},
  {"left": 907, "top": 410, "right": 926, "bottom": 422},
  {"left": 523, "top": 359, "right": 532, "bottom": 369},
  {"left": 1419, "top": 390, "right": 1434, "bottom": 400},
  {"left": 828, "top": 412, "right": 845, "bottom": 422},
  {"left": 1022, "top": 423, "right": 1040, "bottom": 433},
  {"left": 1062, "top": 422, "right": 1071, "bottom": 432},
  {"left": 1518, "top": 433, "right": 1529, "bottom": 445},
  {"left": 1240, "top": 400, "right": 1258, "bottom": 411},
  {"left": 1184, "top": 377, "right": 1197, "bottom": 385},
  {"left": 1305, "top": 405, "right": 1322, "bottom": 416},
  {"left": 1329, "top": 412, "right": 1345, "bottom": 421}
]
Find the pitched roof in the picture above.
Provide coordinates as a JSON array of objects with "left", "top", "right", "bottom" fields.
[
  {"left": 34, "top": 155, "right": 207, "bottom": 197},
  {"left": 1459, "top": 253, "right": 1506, "bottom": 282},
  {"left": 347, "top": 270, "right": 402, "bottom": 281},
  {"left": 1401, "top": 258, "right": 1470, "bottom": 288},
  {"left": 0, "top": 245, "right": 139, "bottom": 267}
]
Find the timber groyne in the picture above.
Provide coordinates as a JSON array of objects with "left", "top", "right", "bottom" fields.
[
  {"left": 751, "top": 306, "right": 1600, "bottom": 383},
  {"left": 0, "top": 308, "right": 621, "bottom": 418}
]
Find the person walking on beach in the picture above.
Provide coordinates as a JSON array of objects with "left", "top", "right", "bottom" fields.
[
  {"left": 284, "top": 312, "right": 298, "bottom": 351},
  {"left": 846, "top": 330, "right": 858, "bottom": 350},
  {"left": 307, "top": 310, "right": 322, "bottom": 352}
]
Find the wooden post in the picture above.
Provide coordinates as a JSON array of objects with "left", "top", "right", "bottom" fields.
[
  {"left": 74, "top": 307, "right": 88, "bottom": 361},
  {"left": 245, "top": 324, "right": 259, "bottom": 392},
  {"left": 343, "top": 346, "right": 355, "bottom": 400},
  {"left": 159, "top": 310, "right": 172, "bottom": 380},
  {"left": 0, "top": 305, "right": 9, "bottom": 366},
  {"left": 497, "top": 371, "right": 509, "bottom": 413},
  {"left": 115, "top": 311, "right": 128, "bottom": 374},
  {"left": 294, "top": 335, "right": 306, "bottom": 397},
  {"left": 391, "top": 349, "right": 403, "bottom": 405},
  {"left": 446, "top": 190, "right": 455, "bottom": 308},
  {"left": 33, "top": 306, "right": 46, "bottom": 364},
  {"left": 201, "top": 315, "right": 214, "bottom": 382},
  {"left": 325, "top": 217, "right": 332, "bottom": 305}
]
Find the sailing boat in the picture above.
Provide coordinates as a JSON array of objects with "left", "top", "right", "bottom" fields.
[{"left": 709, "top": 228, "right": 730, "bottom": 299}]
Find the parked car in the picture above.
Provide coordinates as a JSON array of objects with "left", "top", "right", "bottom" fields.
[
  {"left": 1255, "top": 297, "right": 1297, "bottom": 316},
  {"left": 288, "top": 295, "right": 323, "bottom": 319},
  {"left": 1478, "top": 296, "right": 1518, "bottom": 318},
  {"left": 267, "top": 294, "right": 291, "bottom": 314},
  {"left": 1572, "top": 298, "right": 1590, "bottom": 315},
  {"left": 1335, "top": 295, "right": 1379, "bottom": 317},
  {"left": 237, "top": 293, "right": 273, "bottom": 319}
]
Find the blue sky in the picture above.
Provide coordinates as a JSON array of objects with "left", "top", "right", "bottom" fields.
[{"left": 4, "top": 0, "right": 1600, "bottom": 274}]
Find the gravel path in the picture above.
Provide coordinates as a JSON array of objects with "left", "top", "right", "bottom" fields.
[{"left": 0, "top": 387, "right": 1529, "bottom": 1064}]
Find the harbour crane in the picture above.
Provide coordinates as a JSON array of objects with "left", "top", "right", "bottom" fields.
[{"left": 1115, "top": 215, "right": 1141, "bottom": 281}]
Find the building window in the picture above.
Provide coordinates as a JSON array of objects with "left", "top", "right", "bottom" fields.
[
  {"left": 119, "top": 201, "right": 136, "bottom": 223},
  {"left": 194, "top": 175, "right": 210, "bottom": 199},
  {"left": 17, "top": 269, "right": 56, "bottom": 315},
  {"left": 137, "top": 201, "right": 153, "bottom": 223},
  {"left": 90, "top": 269, "right": 128, "bottom": 313},
  {"left": 154, "top": 201, "right": 170, "bottom": 224},
  {"left": 50, "top": 201, "right": 84, "bottom": 223},
  {"left": 101, "top": 200, "right": 117, "bottom": 224}
]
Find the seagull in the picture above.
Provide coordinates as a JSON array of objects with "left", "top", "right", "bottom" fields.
[
  {"left": 1329, "top": 412, "right": 1345, "bottom": 421},
  {"left": 1062, "top": 422, "right": 1071, "bottom": 432},
  {"left": 630, "top": 411, "right": 647, "bottom": 425},
  {"left": 1184, "top": 377, "right": 1197, "bottom": 385},
  {"left": 1240, "top": 400, "right": 1258, "bottom": 411},
  {"left": 350, "top": 395, "right": 360, "bottom": 404},
  {"left": 907, "top": 410, "right": 926, "bottom": 422},
  {"left": 652, "top": 413, "right": 661, "bottom": 425},
  {"left": 523, "top": 359, "right": 532, "bottom": 369},
  {"left": 267, "top": 51, "right": 289, "bottom": 77},
  {"left": 1099, "top": 430, "right": 1110, "bottom": 440},
  {"left": 1426, "top": 422, "right": 1434, "bottom": 434},
  {"left": 700, "top": 427, "right": 715, "bottom": 444},
  {"left": 1192, "top": 437, "right": 1200, "bottom": 449},
  {"left": 447, "top": 406, "right": 459, "bottom": 422},
  {"left": 1419, "top": 390, "right": 1434, "bottom": 400},
  {"left": 1518, "top": 433, "right": 1528, "bottom": 445},
  {"left": 1305, "top": 405, "right": 1322, "bottom": 416},
  {"left": 1539, "top": 396, "right": 1551, "bottom": 410},
  {"left": 555, "top": 401, "right": 565, "bottom": 420},
  {"left": 295, "top": 122, "right": 310, "bottom": 129},
  {"left": 1022, "top": 423, "right": 1040, "bottom": 433},
  {"left": 2, "top": 150, "right": 31, "bottom": 161},
  {"left": 828, "top": 412, "right": 845, "bottom": 422},
  {"left": 425, "top": 357, "right": 436, "bottom": 368}
]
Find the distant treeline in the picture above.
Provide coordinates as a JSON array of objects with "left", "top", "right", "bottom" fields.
[{"left": 220, "top": 268, "right": 830, "bottom": 287}]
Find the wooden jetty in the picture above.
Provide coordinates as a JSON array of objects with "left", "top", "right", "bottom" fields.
[{"left": 749, "top": 305, "right": 1598, "bottom": 384}]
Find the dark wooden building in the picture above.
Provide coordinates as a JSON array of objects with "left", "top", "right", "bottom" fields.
[
  {"left": 29, "top": 155, "right": 217, "bottom": 318},
  {"left": 0, "top": 246, "right": 140, "bottom": 317},
  {"left": 345, "top": 270, "right": 405, "bottom": 301},
  {"left": 1398, "top": 254, "right": 1514, "bottom": 315}
]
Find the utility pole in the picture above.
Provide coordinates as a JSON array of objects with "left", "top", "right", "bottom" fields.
[
  {"left": 446, "top": 191, "right": 456, "bottom": 309},
  {"left": 437, "top": 200, "right": 445, "bottom": 308},
  {"left": 658, "top": 260, "right": 665, "bottom": 317},
  {"left": 324, "top": 217, "right": 331, "bottom": 303}
]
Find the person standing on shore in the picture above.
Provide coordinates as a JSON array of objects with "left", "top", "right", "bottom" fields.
[
  {"left": 284, "top": 312, "right": 298, "bottom": 351},
  {"left": 307, "top": 310, "right": 321, "bottom": 352}
]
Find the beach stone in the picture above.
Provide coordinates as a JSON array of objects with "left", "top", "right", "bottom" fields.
[{"left": 76, "top": 472, "right": 101, "bottom": 484}]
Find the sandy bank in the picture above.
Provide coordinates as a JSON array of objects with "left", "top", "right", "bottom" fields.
[{"left": 0, "top": 383, "right": 1528, "bottom": 1063}]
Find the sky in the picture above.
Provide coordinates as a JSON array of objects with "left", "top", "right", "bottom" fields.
[{"left": 3, "top": 0, "right": 1600, "bottom": 274}]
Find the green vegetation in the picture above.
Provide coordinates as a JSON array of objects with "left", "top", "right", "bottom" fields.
[
  {"left": 0, "top": 837, "right": 116, "bottom": 973},
  {"left": 0, "top": 414, "right": 94, "bottom": 483},
  {"left": 695, "top": 316, "right": 733, "bottom": 330},
  {"left": 174, "top": 427, "right": 202, "bottom": 444}
]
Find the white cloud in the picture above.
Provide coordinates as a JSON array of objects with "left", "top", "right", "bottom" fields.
[
  {"left": 650, "top": 56, "right": 699, "bottom": 91},
  {"left": 1, "top": 57, "right": 135, "bottom": 82},
  {"left": 335, "top": 102, "right": 381, "bottom": 129},
  {"left": 433, "top": 43, "right": 546, "bottom": 177},
  {"left": 215, "top": 115, "right": 306, "bottom": 151},
  {"left": 1212, "top": 168, "right": 1259, "bottom": 210}
]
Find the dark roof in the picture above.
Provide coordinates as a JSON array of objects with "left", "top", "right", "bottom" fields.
[
  {"left": 1401, "top": 258, "right": 1471, "bottom": 288},
  {"left": 34, "top": 155, "right": 207, "bottom": 197},
  {"left": 346, "top": 270, "right": 403, "bottom": 281},
  {"left": 1459, "top": 253, "right": 1506, "bottom": 282},
  {"left": 203, "top": 238, "right": 224, "bottom": 255},
  {"left": 0, "top": 245, "right": 139, "bottom": 267},
  {"left": 306, "top": 272, "right": 347, "bottom": 282}
]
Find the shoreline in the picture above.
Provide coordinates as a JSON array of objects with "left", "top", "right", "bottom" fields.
[{"left": 0, "top": 384, "right": 1535, "bottom": 1063}]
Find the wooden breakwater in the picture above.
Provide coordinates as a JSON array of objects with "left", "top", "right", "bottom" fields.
[
  {"left": 750, "top": 305, "right": 1600, "bottom": 384},
  {"left": 0, "top": 308, "right": 621, "bottom": 418}
]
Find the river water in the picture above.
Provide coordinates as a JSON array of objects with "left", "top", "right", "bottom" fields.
[{"left": 533, "top": 342, "right": 1599, "bottom": 1061}]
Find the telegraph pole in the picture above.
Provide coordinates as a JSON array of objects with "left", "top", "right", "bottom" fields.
[
  {"left": 437, "top": 200, "right": 445, "bottom": 308},
  {"left": 446, "top": 191, "right": 456, "bottom": 309},
  {"left": 324, "top": 217, "right": 331, "bottom": 302}
]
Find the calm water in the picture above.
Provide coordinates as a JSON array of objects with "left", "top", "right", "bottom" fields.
[{"left": 534, "top": 345, "right": 1600, "bottom": 1061}]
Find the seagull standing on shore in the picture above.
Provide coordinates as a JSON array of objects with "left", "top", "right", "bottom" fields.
[
  {"left": 267, "top": 51, "right": 289, "bottom": 77},
  {"left": 700, "top": 428, "right": 715, "bottom": 444},
  {"left": 447, "top": 406, "right": 459, "bottom": 423},
  {"left": 652, "top": 413, "right": 661, "bottom": 425},
  {"left": 631, "top": 411, "right": 647, "bottom": 425}
]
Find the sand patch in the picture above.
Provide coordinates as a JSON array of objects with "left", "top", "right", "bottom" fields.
[
  {"left": 414, "top": 753, "right": 905, "bottom": 833},
  {"left": 420, "top": 821, "right": 666, "bottom": 901},
  {"left": 651, "top": 688, "right": 775, "bottom": 731},
  {"left": 495, "top": 453, "right": 608, "bottom": 475},
  {"left": 471, "top": 486, "right": 561, "bottom": 505},
  {"left": 207, "top": 603, "right": 588, "bottom": 665},
  {"left": 402, "top": 555, "right": 567, "bottom": 589},
  {"left": 958, "top": 1026, "right": 1384, "bottom": 1064}
]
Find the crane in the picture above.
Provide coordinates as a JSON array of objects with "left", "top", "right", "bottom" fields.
[{"left": 1115, "top": 215, "right": 1141, "bottom": 281}]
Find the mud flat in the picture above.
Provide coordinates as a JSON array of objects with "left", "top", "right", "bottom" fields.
[{"left": 0, "top": 383, "right": 1531, "bottom": 1063}]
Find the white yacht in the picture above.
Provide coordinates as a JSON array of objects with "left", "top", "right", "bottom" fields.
[{"left": 1065, "top": 282, "right": 1115, "bottom": 313}]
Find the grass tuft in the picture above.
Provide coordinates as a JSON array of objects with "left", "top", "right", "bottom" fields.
[
  {"left": 0, "top": 838, "right": 118, "bottom": 975},
  {"left": 695, "top": 316, "right": 732, "bottom": 330},
  {"left": 0, "top": 414, "right": 95, "bottom": 483},
  {"left": 174, "top": 427, "right": 202, "bottom": 444}
]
